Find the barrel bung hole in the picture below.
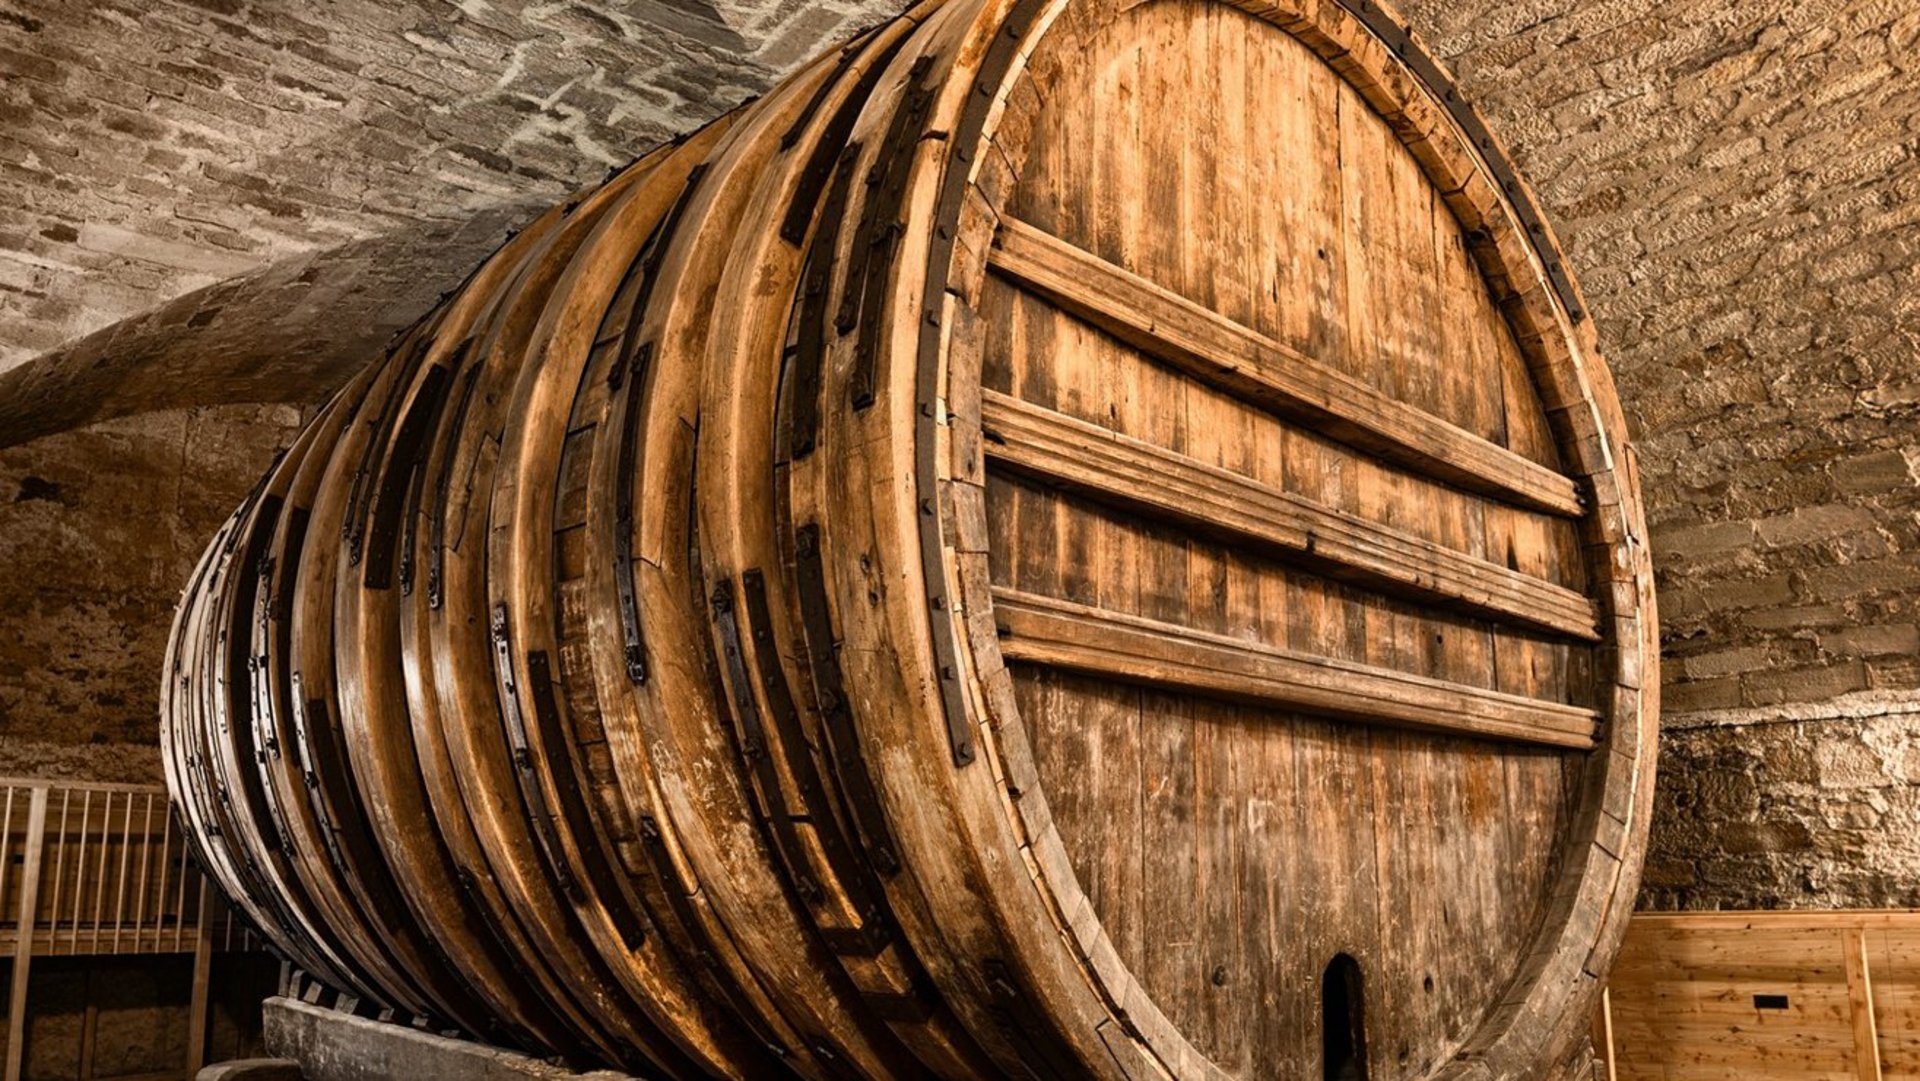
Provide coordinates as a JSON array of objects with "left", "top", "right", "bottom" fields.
[{"left": 1322, "top": 953, "right": 1369, "bottom": 1081}]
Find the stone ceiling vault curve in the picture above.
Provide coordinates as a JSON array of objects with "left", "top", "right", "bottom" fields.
[{"left": 0, "top": 0, "right": 903, "bottom": 447}]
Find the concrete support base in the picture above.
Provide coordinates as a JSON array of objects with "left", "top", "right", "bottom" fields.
[
  {"left": 196, "top": 1060, "right": 304, "bottom": 1081},
  {"left": 257, "top": 997, "right": 636, "bottom": 1081}
]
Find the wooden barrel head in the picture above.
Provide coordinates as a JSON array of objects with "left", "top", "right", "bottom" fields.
[
  {"left": 993, "top": 2, "right": 1585, "bottom": 1073},
  {"left": 823, "top": 0, "right": 1658, "bottom": 1077}
]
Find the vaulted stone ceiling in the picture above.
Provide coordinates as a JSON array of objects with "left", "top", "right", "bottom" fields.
[{"left": 0, "top": 0, "right": 900, "bottom": 444}]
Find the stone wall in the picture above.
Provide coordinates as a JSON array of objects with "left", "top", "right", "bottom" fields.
[
  {"left": 0, "top": 402, "right": 301, "bottom": 782},
  {"left": 1642, "top": 697, "right": 1920, "bottom": 908},
  {"left": 1403, "top": 0, "right": 1920, "bottom": 908}
]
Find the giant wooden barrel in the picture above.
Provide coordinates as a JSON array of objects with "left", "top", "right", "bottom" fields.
[{"left": 161, "top": 0, "right": 1658, "bottom": 1076}]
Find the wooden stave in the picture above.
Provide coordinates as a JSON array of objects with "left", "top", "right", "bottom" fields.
[
  {"left": 793, "top": 2, "right": 1134, "bottom": 1076},
  {"left": 775, "top": 9, "right": 1087, "bottom": 1079},
  {"left": 161, "top": 0, "right": 1651, "bottom": 1075},
  {"left": 183, "top": 441, "right": 386, "bottom": 1004},
  {"left": 690, "top": 4, "right": 1006, "bottom": 1075},
  {"left": 203, "top": 412, "right": 375, "bottom": 1001},
  {"left": 556, "top": 132, "right": 845, "bottom": 1078},
  {"left": 415, "top": 149, "right": 732, "bottom": 1075},
  {"left": 393, "top": 201, "right": 649, "bottom": 1068},
  {"left": 157, "top": 490, "right": 221, "bottom": 931},
  {"left": 331, "top": 197, "right": 606, "bottom": 1057},
  {"left": 486, "top": 128, "right": 807, "bottom": 1078},
  {"left": 164, "top": 489, "right": 303, "bottom": 975},
  {"left": 284, "top": 310, "right": 506, "bottom": 1031},
  {"left": 246, "top": 360, "right": 448, "bottom": 1018},
  {"left": 237, "top": 406, "right": 401, "bottom": 1004},
  {"left": 166, "top": 479, "right": 262, "bottom": 941},
  {"left": 541, "top": 200, "right": 806, "bottom": 1077},
  {"left": 185, "top": 433, "right": 395, "bottom": 1005},
  {"left": 569, "top": 27, "right": 960, "bottom": 1081}
]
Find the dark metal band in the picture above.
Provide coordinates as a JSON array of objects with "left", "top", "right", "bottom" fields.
[{"left": 1334, "top": 0, "right": 1587, "bottom": 323}]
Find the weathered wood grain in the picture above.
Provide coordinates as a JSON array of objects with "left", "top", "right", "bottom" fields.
[
  {"left": 989, "top": 216, "right": 1588, "bottom": 517},
  {"left": 982, "top": 389, "right": 1601, "bottom": 639},
  {"left": 1600, "top": 911, "right": 1919, "bottom": 1081},
  {"left": 994, "top": 586, "right": 1599, "bottom": 748}
]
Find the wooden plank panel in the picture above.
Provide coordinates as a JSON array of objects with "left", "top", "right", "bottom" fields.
[
  {"left": 1178, "top": 13, "right": 1250, "bottom": 1061},
  {"left": 1227, "top": 22, "right": 1314, "bottom": 1071},
  {"left": 1874, "top": 928, "right": 1920, "bottom": 1077},
  {"left": 982, "top": 389, "right": 1600, "bottom": 639},
  {"left": 1845, "top": 929, "right": 1884, "bottom": 1081},
  {"left": 992, "top": 587, "right": 1599, "bottom": 749},
  {"left": 1606, "top": 912, "right": 1920, "bottom": 1081},
  {"left": 988, "top": 215, "right": 1586, "bottom": 517}
]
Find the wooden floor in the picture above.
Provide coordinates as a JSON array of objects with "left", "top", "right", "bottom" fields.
[{"left": 1596, "top": 910, "right": 1920, "bottom": 1080}]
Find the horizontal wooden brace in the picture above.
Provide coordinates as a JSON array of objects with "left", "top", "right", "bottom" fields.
[
  {"left": 992, "top": 588, "right": 1600, "bottom": 750},
  {"left": 981, "top": 390, "right": 1601, "bottom": 640},
  {"left": 987, "top": 217, "right": 1586, "bottom": 518}
]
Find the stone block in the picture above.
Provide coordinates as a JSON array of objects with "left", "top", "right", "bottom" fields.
[
  {"left": 1739, "top": 602, "right": 1852, "bottom": 631},
  {"left": 1715, "top": 820, "right": 1814, "bottom": 856},
  {"left": 1818, "top": 622, "right": 1920, "bottom": 658},
  {"left": 1696, "top": 572, "right": 1796, "bottom": 613},
  {"left": 199, "top": 1060, "right": 305, "bottom": 1081},
  {"left": 1741, "top": 660, "right": 1869, "bottom": 706},
  {"left": 1802, "top": 554, "right": 1920, "bottom": 603},
  {"left": 1753, "top": 502, "right": 1877, "bottom": 550},
  {"left": 1681, "top": 644, "right": 1771, "bottom": 681},
  {"left": 1653, "top": 518, "right": 1756, "bottom": 563},
  {"left": 263, "top": 997, "right": 637, "bottom": 1081},
  {"left": 1831, "top": 447, "right": 1920, "bottom": 495}
]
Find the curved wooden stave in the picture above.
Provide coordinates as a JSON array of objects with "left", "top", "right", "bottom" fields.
[
  {"left": 184, "top": 457, "right": 371, "bottom": 998},
  {"left": 393, "top": 202, "right": 643, "bottom": 1067},
  {"left": 793, "top": 3, "right": 1123, "bottom": 1076},
  {"left": 571, "top": 30, "right": 964, "bottom": 1081},
  {"left": 332, "top": 199, "right": 605, "bottom": 1056},
  {"left": 691, "top": 4, "right": 1007, "bottom": 1077},
  {"left": 248, "top": 361, "right": 442, "bottom": 1018},
  {"left": 202, "top": 414, "right": 371, "bottom": 999},
  {"left": 548, "top": 152, "right": 827, "bottom": 1081},
  {"left": 541, "top": 205, "right": 801, "bottom": 1079},
  {"left": 288, "top": 312, "right": 501, "bottom": 1029},
  {"left": 487, "top": 129, "right": 805, "bottom": 1077},
  {"left": 417, "top": 153, "right": 717, "bottom": 1075},
  {"left": 165, "top": 495, "right": 289, "bottom": 966},
  {"left": 183, "top": 443, "right": 382, "bottom": 1001}
]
